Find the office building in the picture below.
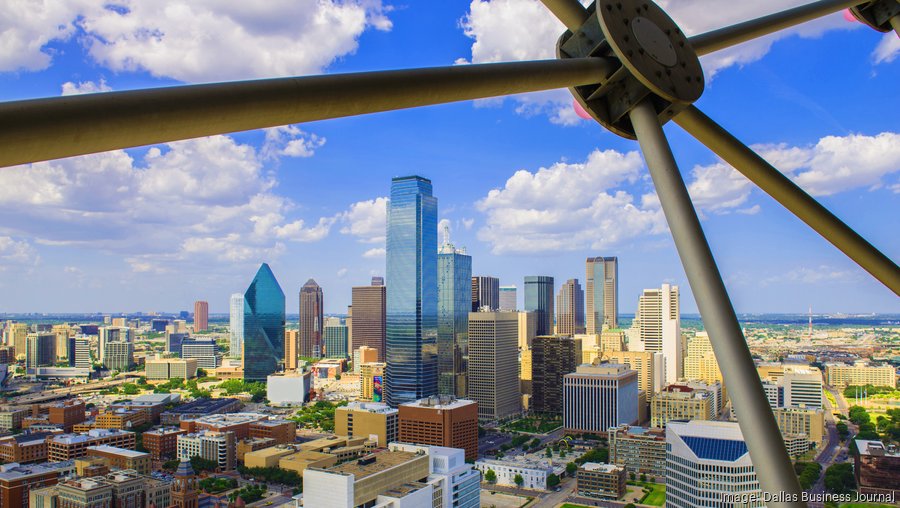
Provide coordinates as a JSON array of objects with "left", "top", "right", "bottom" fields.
[
  {"left": 229, "top": 292, "right": 244, "bottom": 358},
  {"left": 437, "top": 235, "right": 472, "bottom": 397},
  {"left": 351, "top": 280, "right": 386, "bottom": 361},
  {"left": 267, "top": 370, "right": 312, "bottom": 406},
  {"left": 471, "top": 275, "right": 500, "bottom": 311},
  {"left": 0, "top": 432, "right": 54, "bottom": 463},
  {"left": 0, "top": 461, "right": 76, "bottom": 508},
  {"left": 98, "top": 327, "right": 133, "bottom": 366},
  {"left": 825, "top": 361, "right": 896, "bottom": 388},
  {"left": 600, "top": 329, "right": 625, "bottom": 352},
  {"left": 86, "top": 445, "right": 151, "bottom": 475},
  {"left": 353, "top": 345, "right": 378, "bottom": 373},
  {"left": 284, "top": 329, "right": 299, "bottom": 370},
  {"left": 524, "top": 276, "right": 554, "bottom": 336},
  {"left": 683, "top": 331, "right": 724, "bottom": 386},
  {"left": 577, "top": 463, "right": 626, "bottom": 500},
  {"left": 300, "top": 278, "right": 324, "bottom": 358},
  {"left": 145, "top": 357, "right": 198, "bottom": 380},
  {"left": 499, "top": 285, "right": 517, "bottom": 311},
  {"left": 586, "top": 256, "right": 618, "bottom": 332},
  {"left": 243, "top": 263, "right": 286, "bottom": 382},
  {"left": 631, "top": 284, "right": 681, "bottom": 384},
  {"left": 3, "top": 322, "right": 28, "bottom": 359},
  {"left": 474, "top": 456, "right": 561, "bottom": 490},
  {"left": 608, "top": 425, "right": 667, "bottom": 479},
  {"left": 180, "top": 337, "right": 219, "bottom": 369},
  {"left": 0, "top": 409, "right": 28, "bottom": 431},
  {"left": 468, "top": 311, "right": 521, "bottom": 422},
  {"left": 324, "top": 317, "right": 349, "bottom": 359},
  {"left": 385, "top": 175, "right": 438, "bottom": 406},
  {"left": 151, "top": 318, "right": 169, "bottom": 333},
  {"left": 854, "top": 439, "right": 900, "bottom": 499},
  {"left": 47, "top": 429, "right": 136, "bottom": 461},
  {"left": 360, "top": 362, "right": 386, "bottom": 402},
  {"left": 25, "top": 333, "right": 56, "bottom": 374},
  {"left": 52, "top": 324, "right": 75, "bottom": 362},
  {"left": 773, "top": 407, "right": 825, "bottom": 450},
  {"left": 518, "top": 310, "right": 536, "bottom": 349},
  {"left": 556, "top": 278, "right": 585, "bottom": 335},
  {"left": 781, "top": 367, "right": 823, "bottom": 409},
  {"left": 165, "top": 332, "right": 188, "bottom": 356},
  {"left": 143, "top": 427, "right": 186, "bottom": 460},
  {"left": 193, "top": 300, "right": 208, "bottom": 332},
  {"left": 563, "top": 362, "right": 638, "bottom": 435},
  {"left": 102, "top": 340, "right": 133, "bottom": 371},
  {"left": 335, "top": 402, "right": 399, "bottom": 446},
  {"left": 532, "top": 335, "right": 581, "bottom": 415},
  {"left": 666, "top": 421, "right": 763, "bottom": 508},
  {"left": 650, "top": 384, "right": 715, "bottom": 428},
  {"left": 177, "top": 430, "right": 236, "bottom": 471},
  {"left": 398, "top": 396, "right": 478, "bottom": 461}
]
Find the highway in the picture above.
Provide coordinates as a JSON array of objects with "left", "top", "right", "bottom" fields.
[{"left": 4, "top": 375, "right": 138, "bottom": 405}]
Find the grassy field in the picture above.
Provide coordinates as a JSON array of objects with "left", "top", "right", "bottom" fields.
[
  {"left": 559, "top": 504, "right": 591, "bottom": 508},
  {"left": 632, "top": 482, "right": 666, "bottom": 506}
]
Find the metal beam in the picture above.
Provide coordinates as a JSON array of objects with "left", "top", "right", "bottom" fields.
[
  {"left": 690, "top": 0, "right": 859, "bottom": 56},
  {"left": 629, "top": 100, "right": 805, "bottom": 508},
  {"left": 891, "top": 14, "right": 900, "bottom": 36},
  {"left": 0, "top": 58, "right": 614, "bottom": 168},
  {"left": 675, "top": 105, "right": 900, "bottom": 296},
  {"left": 539, "top": 0, "right": 591, "bottom": 32}
]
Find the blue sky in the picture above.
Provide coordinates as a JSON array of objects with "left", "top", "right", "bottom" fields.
[{"left": 0, "top": 0, "right": 898, "bottom": 315}]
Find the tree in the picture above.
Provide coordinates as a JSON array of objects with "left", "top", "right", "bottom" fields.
[
  {"left": 559, "top": 449, "right": 566, "bottom": 458},
  {"left": 823, "top": 463, "right": 855, "bottom": 494},
  {"left": 545, "top": 448, "right": 552, "bottom": 458},
  {"left": 196, "top": 368, "right": 207, "bottom": 378},
  {"left": 836, "top": 422, "right": 849, "bottom": 440},
  {"left": 630, "top": 471, "right": 636, "bottom": 481},
  {"left": 121, "top": 383, "right": 139, "bottom": 395},
  {"left": 565, "top": 462, "right": 577, "bottom": 475},
  {"left": 514, "top": 474, "right": 524, "bottom": 487},
  {"left": 529, "top": 438, "right": 541, "bottom": 449},
  {"left": 485, "top": 469, "right": 497, "bottom": 484},
  {"left": 640, "top": 473, "right": 647, "bottom": 483},
  {"left": 547, "top": 474, "right": 560, "bottom": 488},
  {"left": 190, "top": 455, "right": 218, "bottom": 473}
]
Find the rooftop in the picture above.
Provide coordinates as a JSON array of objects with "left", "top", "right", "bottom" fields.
[
  {"left": 323, "top": 450, "right": 423, "bottom": 480},
  {"left": 856, "top": 439, "right": 900, "bottom": 457},
  {"left": 340, "top": 402, "right": 398, "bottom": 414},
  {"left": 163, "top": 397, "right": 239, "bottom": 414},
  {"left": 87, "top": 445, "right": 148, "bottom": 458},
  {"left": 581, "top": 462, "right": 624, "bottom": 473},
  {"left": 144, "top": 427, "right": 186, "bottom": 436},
  {"left": 50, "top": 429, "right": 133, "bottom": 445},
  {"left": 0, "top": 460, "right": 75, "bottom": 481},
  {"left": 400, "top": 396, "right": 475, "bottom": 410}
]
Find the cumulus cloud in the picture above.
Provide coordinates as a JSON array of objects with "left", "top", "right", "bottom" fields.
[
  {"left": 263, "top": 125, "right": 327, "bottom": 159},
  {"left": 476, "top": 148, "right": 666, "bottom": 254},
  {"left": 0, "top": 136, "right": 336, "bottom": 271},
  {"left": 457, "top": 0, "right": 856, "bottom": 123},
  {"left": 1, "top": 1, "right": 392, "bottom": 81},
  {"left": 0, "top": 236, "right": 38, "bottom": 270},
  {"left": 61, "top": 79, "right": 112, "bottom": 95},
  {"left": 362, "top": 247, "right": 386, "bottom": 258},
  {"left": 340, "top": 197, "right": 388, "bottom": 244},
  {"left": 872, "top": 32, "right": 900, "bottom": 65},
  {"left": 687, "top": 162, "right": 754, "bottom": 214}
]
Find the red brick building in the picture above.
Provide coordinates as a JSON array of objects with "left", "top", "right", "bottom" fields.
[{"left": 398, "top": 396, "right": 478, "bottom": 461}]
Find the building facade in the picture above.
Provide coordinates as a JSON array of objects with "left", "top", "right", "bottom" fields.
[
  {"left": 437, "top": 238, "right": 472, "bottom": 398},
  {"left": 609, "top": 425, "right": 667, "bottom": 479},
  {"left": 556, "top": 278, "right": 585, "bottom": 335},
  {"left": 229, "top": 292, "right": 244, "bottom": 359},
  {"left": 499, "top": 285, "right": 517, "bottom": 311},
  {"left": 586, "top": 256, "right": 618, "bottom": 332},
  {"left": 532, "top": 335, "right": 581, "bottom": 415},
  {"left": 350, "top": 280, "right": 386, "bottom": 362},
  {"left": 323, "top": 318, "right": 349, "bottom": 359},
  {"left": 193, "top": 300, "right": 208, "bottom": 332},
  {"left": 524, "top": 276, "right": 554, "bottom": 336},
  {"left": 299, "top": 278, "right": 324, "bottom": 358},
  {"left": 471, "top": 275, "right": 500, "bottom": 312},
  {"left": 563, "top": 363, "right": 638, "bottom": 435},
  {"left": 335, "top": 402, "right": 399, "bottom": 447},
  {"left": 467, "top": 311, "right": 521, "bottom": 422},
  {"left": 577, "top": 463, "right": 626, "bottom": 500},
  {"left": 825, "top": 362, "right": 896, "bottom": 388},
  {"left": 243, "top": 263, "right": 285, "bottom": 382},
  {"left": 398, "top": 396, "right": 478, "bottom": 461},
  {"left": 631, "top": 284, "right": 681, "bottom": 385}
]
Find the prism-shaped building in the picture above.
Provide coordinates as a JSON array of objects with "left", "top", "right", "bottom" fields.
[{"left": 243, "top": 263, "right": 285, "bottom": 382}]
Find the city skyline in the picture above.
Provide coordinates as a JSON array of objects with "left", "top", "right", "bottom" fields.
[{"left": 0, "top": 2, "right": 897, "bottom": 316}]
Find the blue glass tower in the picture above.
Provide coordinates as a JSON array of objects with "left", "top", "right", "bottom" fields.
[
  {"left": 243, "top": 263, "right": 285, "bottom": 382},
  {"left": 385, "top": 176, "right": 438, "bottom": 406},
  {"left": 437, "top": 240, "right": 472, "bottom": 397},
  {"left": 524, "top": 276, "right": 554, "bottom": 336}
]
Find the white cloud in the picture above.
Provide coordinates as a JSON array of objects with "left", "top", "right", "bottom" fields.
[
  {"left": 687, "top": 162, "right": 753, "bottom": 214},
  {"left": 0, "top": 1, "right": 88, "bottom": 72},
  {"left": 263, "top": 125, "right": 326, "bottom": 159},
  {"left": 873, "top": 32, "right": 900, "bottom": 65},
  {"left": 362, "top": 247, "right": 385, "bottom": 258},
  {"left": 476, "top": 148, "right": 666, "bottom": 254},
  {"left": 457, "top": 0, "right": 856, "bottom": 123},
  {"left": 337, "top": 267, "right": 348, "bottom": 278},
  {"left": 462, "top": 218, "right": 475, "bottom": 230},
  {"left": 61, "top": 79, "right": 112, "bottom": 96},
  {"left": 340, "top": 197, "right": 388, "bottom": 244},
  {"left": 78, "top": 0, "right": 392, "bottom": 82},
  {"left": 0, "top": 236, "right": 38, "bottom": 270},
  {"left": 0, "top": 135, "right": 336, "bottom": 271}
]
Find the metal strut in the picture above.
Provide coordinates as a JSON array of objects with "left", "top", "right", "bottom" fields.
[{"left": 630, "top": 99, "right": 806, "bottom": 508}]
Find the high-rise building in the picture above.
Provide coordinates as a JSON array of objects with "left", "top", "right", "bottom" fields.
[
  {"left": 323, "top": 317, "right": 349, "bottom": 358},
  {"left": 243, "top": 263, "right": 286, "bottom": 382},
  {"left": 517, "top": 311, "right": 537, "bottom": 350},
  {"left": 632, "top": 284, "right": 681, "bottom": 384},
  {"left": 666, "top": 421, "right": 763, "bottom": 508},
  {"left": 600, "top": 329, "right": 626, "bottom": 352},
  {"left": 563, "top": 363, "right": 638, "bottom": 435},
  {"left": 284, "top": 329, "right": 299, "bottom": 370},
  {"left": 177, "top": 431, "right": 236, "bottom": 471},
  {"left": 385, "top": 175, "right": 438, "bottom": 406},
  {"left": 103, "top": 341, "right": 134, "bottom": 371},
  {"left": 52, "top": 325, "right": 75, "bottom": 361},
  {"left": 299, "top": 279, "right": 324, "bottom": 358},
  {"left": 599, "top": 350, "right": 664, "bottom": 396},
  {"left": 650, "top": 384, "right": 716, "bottom": 427},
  {"left": 437, "top": 237, "right": 472, "bottom": 397},
  {"left": 556, "top": 278, "right": 585, "bottom": 335},
  {"left": 353, "top": 346, "right": 378, "bottom": 373},
  {"left": 360, "top": 362, "right": 386, "bottom": 402},
  {"left": 351, "top": 280, "right": 387, "bottom": 361},
  {"left": 499, "top": 285, "right": 517, "bottom": 311},
  {"left": 193, "top": 301, "right": 208, "bottom": 332},
  {"left": 98, "top": 327, "right": 133, "bottom": 366},
  {"left": 398, "top": 396, "right": 478, "bottom": 461},
  {"left": 524, "top": 276, "right": 554, "bottom": 336},
  {"left": 25, "top": 333, "right": 55, "bottom": 374},
  {"left": 229, "top": 293, "right": 244, "bottom": 358},
  {"left": 586, "top": 256, "right": 618, "bottom": 332},
  {"left": 683, "top": 331, "right": 724, "bottom": 387},
  {"left": 471, "top": 276, "right": 499, "bottom": 312},
  {"left": 180, "top": 337, "right": 219, "bottom": 370},
  {"left": 3, "top": 322, "right": 28, "bottom": 359},
  {"left": 74, "top": 339, "right": 92, "bottom": 369},
  {"left": 781, "top": 367, "right": 824, "bottom": 410},
  {"left": 531, "top": 335, "right": 581, "bottom": 415},
  {"left": 467, "top": 311, "right": 520, "bottom": 422}
]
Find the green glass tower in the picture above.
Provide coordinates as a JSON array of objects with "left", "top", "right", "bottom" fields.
[{"left": 243, "top": 263, "right": 285, "bottom": 382}]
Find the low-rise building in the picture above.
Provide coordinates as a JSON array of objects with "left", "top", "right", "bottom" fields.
[
  {"left": 160, "top": 397, "right": 241, "bottom": 425},
  {"left": 108, "top": 393, "right": 180, "bottom": 424},
  {"left": 279, "top": 450, "right": 340, "bottom": 474},
  {"left": 826, "top": 361, "right": 896, "bottom": 388},
  {"left": 267, "top": 371, "right": 312, "bottom": 406},
  {"left": 143, "top": 427, "right": 186, "bottom": 460},
  {"left": 335, "top": 402, "right": 399, "bottom": 447},
  {"left": 179, "top": 412, "right": 268, "bottom": 440},
  {"left": 236, "top": 437, "right": 276, "bottom": 463},
  {"left": 0, "top": 461, "right": 76, "bottom": 508},
  {"left": 474, "top": 455, "right": 561, "bottom": 491},
  {"left": 243, "top": 446, "right": 297, "bottom": 469},
  {"left": 249, "top": 419, "right": 297, "bottom": 444},
  {"left": 146, "top": 357, "right": 199, "bottom": 380},
  {"left": 47, "top": 429, "right": 136, "bottom": 461},
  {"left": 399, "top": 396, "right": 479, "bottom": 462},
  {"left": 86, "top": 445, "right": 151, "bottom": 475},
  {"left": 854, "top": 439, "right": 900, "bottom": 499},
  {"left": 93, "top": 407, "right": 151, "bottom": 430},
  {"left": 577, "top": 463, "right": 626, "bottom": 500},
  {"left": 650, "top": 384, "right": 715, "bottom": 428},
  {"left": 608, "top": 425, "right": 666, "bottom": 479},
  {"left": 773, "top": 407, "right": 825, "bottom": 451},
  {"left": 0, "top": 409, "right": 29, "bottom": 431},
  {"left": 0, "top": 431, "right": 56, "bottom": 463}
]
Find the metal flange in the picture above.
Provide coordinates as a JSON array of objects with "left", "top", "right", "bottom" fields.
[
  {"left": 850, "top": 0, "right": 900, "bottom": 32},
  {"left": 557, "top": 0, "right": 704, "bottom": 139}
]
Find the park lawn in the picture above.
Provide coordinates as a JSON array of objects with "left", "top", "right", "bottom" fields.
[
  {"left": 560, "top": 504, "right": 591, "bottom": 508},
  {"left": 637, "top": 483, "right": 666, "bottom": 506}
]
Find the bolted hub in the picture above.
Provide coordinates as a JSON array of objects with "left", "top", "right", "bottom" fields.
[
  {"left": 557, "top": 0, "right": 704, "bottom": 139},
  {"left": 851, "top": 0, "right": 900, "bottom": 32}
]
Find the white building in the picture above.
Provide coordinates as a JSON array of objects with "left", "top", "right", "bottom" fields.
[
  {"left": 267, "top": 371, "right": 312, "bottom": 406},
  {"left": 474, "top": 456, "right": 562, "bottom": 491},
  {"left": 74, "top": 339, "right": 92, "bottom": 369},
  {"left": 229, "top": 293, "right": 244, "bottom": 358},
  {"left": 176, "top": 430, "right": 234, "bottom": 471},
  {"left": 391, "top": 443, "right": 481, "bottom": 508},
  {"left": 630, "top": 284, "right": 681, "bottom": 384},
  {"left": 782, "top": 368, "right": 823, "bottom": 410},
  {"left": 563, "top": 362, "right": 638, "bottom": 435},
  {"left": 180, "top": 338, "right": 219, "bottom": 370},
  {"left": 666, "top": 420, "right": 763, "bottom": 508}
]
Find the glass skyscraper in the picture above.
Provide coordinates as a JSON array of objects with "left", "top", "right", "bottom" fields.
[
  {"left": 438, "top": 239, "right": 472, "bottom": 397},
  {"left": 524, "top": 276, "right": 554, "bottom": 336},
  {"left": 229, "top": 293, "right": 244, "bottom": 358},
  {"left": 243, "top": 263, "right": 285, "bottom": 382},
  {"left": 385, "top": 175, "right": 438, "bottom": 406},
  {"left": 586, "top": 256, "right": 619, "bottom": 332}
]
